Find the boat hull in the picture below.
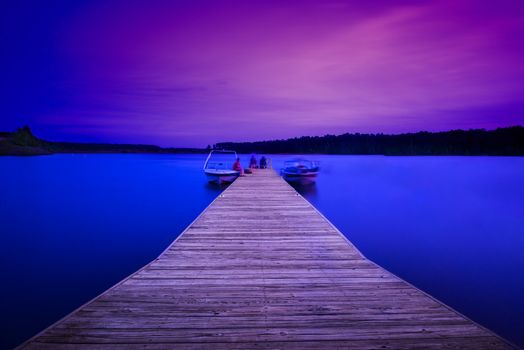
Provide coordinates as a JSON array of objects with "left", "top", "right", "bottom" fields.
[
  {"left": 281, "top": 172, "right": 318, "bottom": 185},
  {"left": 205, "top": 172, "right": 239, "bottom": 184}
]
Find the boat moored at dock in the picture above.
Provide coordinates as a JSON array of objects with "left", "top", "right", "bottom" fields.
[
  {"left": 281, "top": 158, "right": 319, "bottom": 184},
  {"left": 203, "top": 150, "right": 240, "bottom": 184}
]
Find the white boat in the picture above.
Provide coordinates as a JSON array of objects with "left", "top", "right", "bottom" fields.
[
  {"left": 281, "top": 158, "right": 319, "bottom": 185},
  {"left": 204, "top": 150, "right": 240, "bottom": 184}
]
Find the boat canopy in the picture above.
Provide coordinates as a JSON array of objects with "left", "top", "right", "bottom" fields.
[
  {"left": 284, "top": 158, "right": 318, "bottom": 169},
  {"left": 204, "top": 150, "right": 238, "bottom": 171}
]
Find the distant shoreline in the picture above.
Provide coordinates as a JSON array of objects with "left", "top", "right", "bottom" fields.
[
  {"left": 1, "top": 126, "right": 524, "bottom": 156},
  {"left": 0, "top": 127, "right": 208, "bottom": 156}
]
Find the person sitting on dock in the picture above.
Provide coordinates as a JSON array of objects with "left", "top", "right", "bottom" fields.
[
  {"left": 249, "top": 154, "right": 258, "bottom": 169},
  {"left": 233, "top": 157, "right": 244, "bottom": 175},
  {"left": 260, "top": 156, "right": 267, "bottom": 169}
]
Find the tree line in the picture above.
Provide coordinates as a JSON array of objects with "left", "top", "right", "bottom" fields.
[
  {"left": 215, "top": 126, "right": 524, "bottom": 155},
  {"left": 0, "top": 126, "right": 205, "bottom": 155},
  {"left": 2, "top": 125, "right": 524, "bottom": 156}
]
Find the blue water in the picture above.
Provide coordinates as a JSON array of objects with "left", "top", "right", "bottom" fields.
[
  {"left": 0, "top": 154, "right": 224, "bottom": 349},
  {"left": 1, "top": 154, "right": 523, "bottom": 348}
]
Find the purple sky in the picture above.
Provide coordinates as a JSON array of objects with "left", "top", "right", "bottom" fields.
[{"left": 2, "top": 0, "right": 524, "bottom": 146}]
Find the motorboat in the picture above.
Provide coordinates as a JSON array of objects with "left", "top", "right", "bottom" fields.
[
  {"left": 203, "top": 150, "right": 240, "bottom": 184},
  {"left": 280, "top": 158, "right": 319, "bottom": 184}
]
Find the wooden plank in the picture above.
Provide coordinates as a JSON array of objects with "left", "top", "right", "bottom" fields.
[{"left": 18, "top": 169, "right": 516, "bottom": 349}]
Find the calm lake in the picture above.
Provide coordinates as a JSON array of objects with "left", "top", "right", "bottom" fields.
[{"left": 1, "top": 154, "right": 523, "bottom": 348}]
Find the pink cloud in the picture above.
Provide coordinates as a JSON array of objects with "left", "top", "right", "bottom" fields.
[{"left": 37, "top": 0, "right": 524, "bottom": 146}]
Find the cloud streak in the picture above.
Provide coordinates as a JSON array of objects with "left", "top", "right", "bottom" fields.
[{"left": 3, "top": 0, "right": 524, "bottom": 146}]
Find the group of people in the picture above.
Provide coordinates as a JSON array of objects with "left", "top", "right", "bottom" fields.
[
  {"left": 232, "top": 155, "right": 268, "bottom": 175},
  {"left": 249, "top": 154, "right": 268, "bottom": 169}
]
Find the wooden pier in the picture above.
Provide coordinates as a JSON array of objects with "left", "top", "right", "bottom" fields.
[{"left": 21, "top": 170, "right": 514, "bottom": 349}]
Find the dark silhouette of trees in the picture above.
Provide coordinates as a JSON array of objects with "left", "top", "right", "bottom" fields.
[
  {"left": 216, "top": 127, "right": 524, "bottom": 155},
  {"left": 0, "top": 126, "right": 205, "bottom": 155},
  {"left": 2, "top": 126, "right": 524, "bottom": 156},
  {"left": 11, "top": 126, "right": 43, "bottom": 147}
]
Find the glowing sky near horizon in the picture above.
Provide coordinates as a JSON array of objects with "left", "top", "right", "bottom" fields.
[{"left": 2, "top": 0, "right": 524, "bottom": 146}]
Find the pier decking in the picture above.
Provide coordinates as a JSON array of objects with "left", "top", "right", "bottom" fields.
[{"left": 21, "top": 170, "right": 514, "bottom": 349}]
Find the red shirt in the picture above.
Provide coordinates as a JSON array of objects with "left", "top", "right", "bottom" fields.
[{"left": 233, "top": 161, "right": 242, "bottom": 171}]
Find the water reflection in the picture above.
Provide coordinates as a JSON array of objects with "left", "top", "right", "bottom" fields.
[
  {"left": 1, "top": 155, "right": 523, "bottom": 348},
  {"left": 204, "top": 181, "right": 231, "bottom": 192},
  {"left": 290, "top": 182, "right": 318, "bottom": 197},
  {"left": 0, "top": 154, "right": 225, "bottom": 350}
]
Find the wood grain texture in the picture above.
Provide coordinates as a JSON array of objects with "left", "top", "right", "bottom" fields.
[{"left": 20, "top": 169, "right": 515, "bottom": 349}]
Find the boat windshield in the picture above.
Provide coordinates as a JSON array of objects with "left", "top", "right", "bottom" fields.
[
  {"left": 284, "top": 159, "right": 316, "bottom": 169},
  {"left": 204, "top": 150, "right": 238, "bottom": 170}
]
